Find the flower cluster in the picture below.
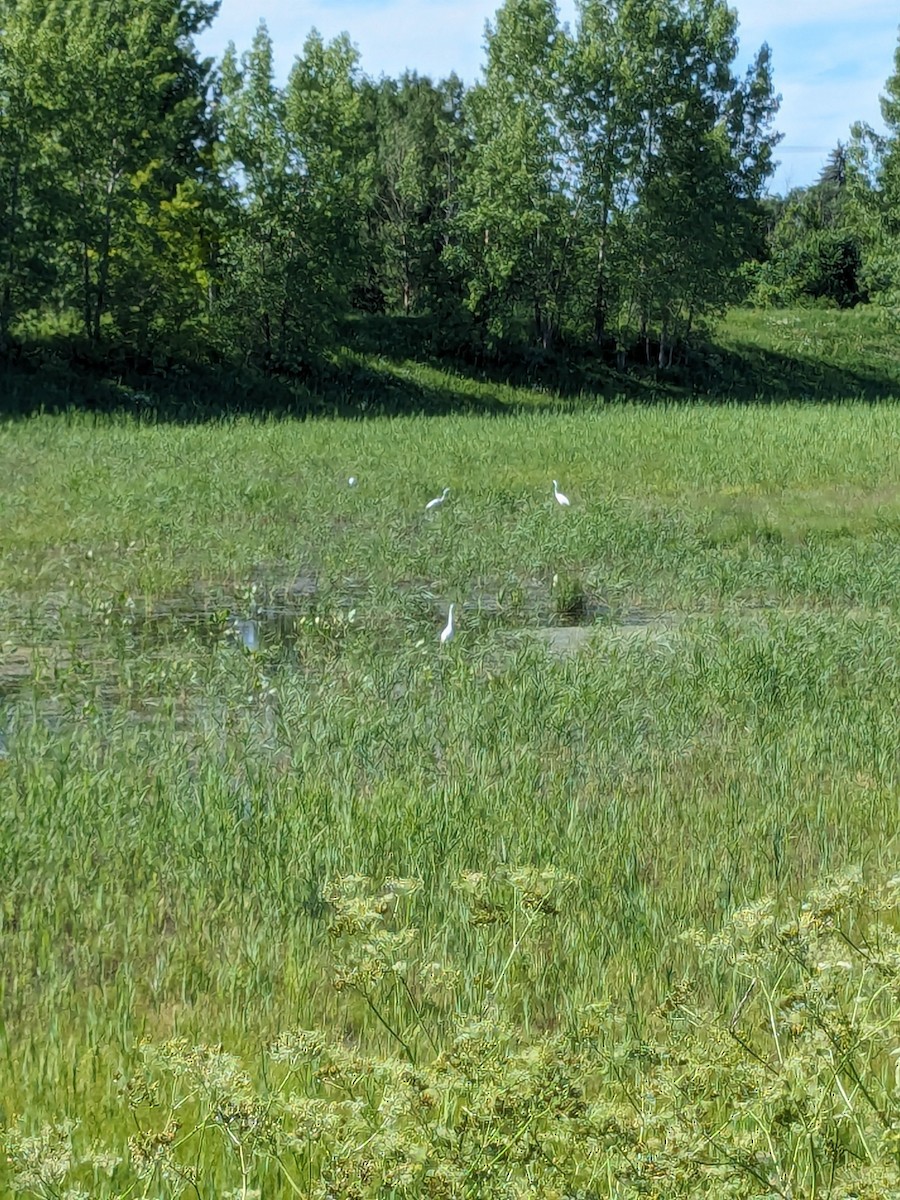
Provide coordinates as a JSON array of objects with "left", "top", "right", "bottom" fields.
[{"left": 7, "top": 867, "right": 900, "bottom": 1198}]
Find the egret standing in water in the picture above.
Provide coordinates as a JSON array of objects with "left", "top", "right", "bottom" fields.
[
  {"left": 440, "top": 604, "right": 455, "bottom": 644},
  {"left": 553, "top": 480, "right": 571, "bottom": 507},
  {"left": 426, "top": 487, "right": 450, "bottom": 511},
  {"left": 232, "top": 617, "right": 260, "bottom": 652}
]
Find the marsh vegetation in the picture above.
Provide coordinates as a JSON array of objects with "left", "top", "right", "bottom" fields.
[
  {"left": 4, "top": 385, "right": 900, "bottom": 1194},
  {"left": 6, "top": 0, "right": 900, "bottom": 1186}
]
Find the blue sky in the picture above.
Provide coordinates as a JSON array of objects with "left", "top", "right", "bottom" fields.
[{"left": 200, "top": 0, "right": 899, "bottom": 194}]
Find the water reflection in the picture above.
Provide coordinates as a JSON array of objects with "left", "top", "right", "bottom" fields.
[
  {"left": 0, "top": 573, "right": 676, "bottom": 725},
  {"left": 231, "top": 618, "right": 260, "bottom": 652}
]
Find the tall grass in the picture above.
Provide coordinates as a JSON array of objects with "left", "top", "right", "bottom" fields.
[{"left": 4, "top": 380, "right": 900, "bottom": 1194}]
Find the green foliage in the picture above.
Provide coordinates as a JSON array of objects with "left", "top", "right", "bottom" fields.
[
  {"left": 749, "top": 148, "right": 863, "bottom": 310},
  {"left": 0, "top": 0, "right": 57, "bottom": 342},
  {"left": 607, "top": 0, "right": 780, "bottom": 358},
  {"left": 2, "top": 0, "right": 217, "bottom": 348},
  {"left": 360, "top": 73, "right": 469, "bottom": 317},
  {"left": 847, "top": 37, "right": 900, "bottom": 311},
  {"left": 215, "top": 25, "right": 370, "bottom": 369},
  {"left": 751, "top": 229, "right": 863, "bottom": 309},
  {"left": 452, "top": 0, "right": 573, "bottom": 352},
  {"left": 6, "top": 869, "right": 900, "bottom": 1197},
  {"left": 4, "top": 396, "right": 900, "bottom": 1189},
  {"left": 450, "top": 0, "right": 779, "bottom": 362},
  {"left": 550, "top": 570, "right": 589, "bottom": 622},
  {"left": 0, "top": 0, "right": 784, "bottom": 373}
]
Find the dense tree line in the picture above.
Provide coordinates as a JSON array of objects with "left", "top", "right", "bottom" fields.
[
  {"left": 9, "top": 0, "right": 893, "bottom": 377},
  {"left": 744, "top": 145, "right": 862, "bottom": 309},
  {"left": 747, "top": 35, "right": 900, "bottom": 314}
]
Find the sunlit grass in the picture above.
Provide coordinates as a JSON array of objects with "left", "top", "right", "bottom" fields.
[
  {"left": 5, "top": 401, "right": 900, "bottom": 613},
  {"left": 5, "top": 364, "right": 900, "bottom": 1192}
]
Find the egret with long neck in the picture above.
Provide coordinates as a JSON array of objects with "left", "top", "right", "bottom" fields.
[
  {"left": 440, "top": 604, "right": 455, "bottom": 644},
  {"left": 426, "top": 487, "right": 450, "bottom": 511}
]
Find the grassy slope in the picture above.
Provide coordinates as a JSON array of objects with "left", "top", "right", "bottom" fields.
[
  {"left": 3, "top": 307, "right": 900, "bottom": 1191},
  {"left": 4, "top": 302, "right": 900, "bottom": 422}
]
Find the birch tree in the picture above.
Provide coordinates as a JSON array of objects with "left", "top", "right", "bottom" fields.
[
  {"left": 454, "top": 0, "right": 573, "bottom": 351},
  {"left": 217, "top": 25, "right": 370, "bottom": 367}
]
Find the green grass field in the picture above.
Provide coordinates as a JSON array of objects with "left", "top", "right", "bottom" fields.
[{"left": 5, "top": 311, "right": 900, "bottom": 1196}]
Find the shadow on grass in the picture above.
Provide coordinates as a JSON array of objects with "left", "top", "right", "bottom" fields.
[
  {"left": 0, "top": 346, "right": 523, "bottom": 423},
  {"left": 2, "top": 311, "right": 900, "bottom": 422},
  {"left": 341, "top": 313, "right": 900, "bottom": 405},
  {"left": 695, "top": 336, "right": 900, "bottom": 404}
]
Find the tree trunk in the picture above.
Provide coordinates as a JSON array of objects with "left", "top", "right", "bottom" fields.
[
  {"left": 532, "top": 299, "right": 554, "bottom": 351},
  {"left": 593, "top": 201, "right": 610, "bottom": 345},
  {"left": 1, "top": 163, "right": 19, "bottom": 341},
  {"left": 82, "top": 242, "right": 93, "bottom": 342},
  {"left": 401, "top": 230, "right": 411, "bottom": 315},
  {"left": 93, "top": 182, "right": 116, "bottom": 344},
  {"left": 593, "top": 268, "right": 606, "bottom": 345},
  {"left": 541, "top": 313, "right": 553, "bottom": 351},
  {"left": 262, "top": 309, "right": 272, "bottom": 365}
]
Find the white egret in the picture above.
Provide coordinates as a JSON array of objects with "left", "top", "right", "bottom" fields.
[
  {"left": 348, "top": 476, "right": 358, "bottom": 487},
  {"left": 426, "top": 487, "right": 450, "bottom": 511},
  {"left": 553, "top": 480, "right": 570, "bottom": 507},
  {"left": 232, "top": 617, "right": 260, "bottom": 652},
  {"left": 440, "top": 603, "right": 455, "bottom": 644}
]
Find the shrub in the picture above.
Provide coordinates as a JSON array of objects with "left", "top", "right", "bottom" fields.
[{"left": 6, "top": 866, "right": 900, "bottom": 1198}]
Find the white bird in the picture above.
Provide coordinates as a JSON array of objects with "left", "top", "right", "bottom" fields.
[
  {"left": 553, "top": 480, "right": 570, "bottom": 507},
  {"left": 440, "top": 603, "right": 455, "bottom": 644},
  {"left": 348, "top": 476, "right": 358, "bottom": 487},
  {"left": 426, "top": 487, "right": 450, "bottom": 511}
]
